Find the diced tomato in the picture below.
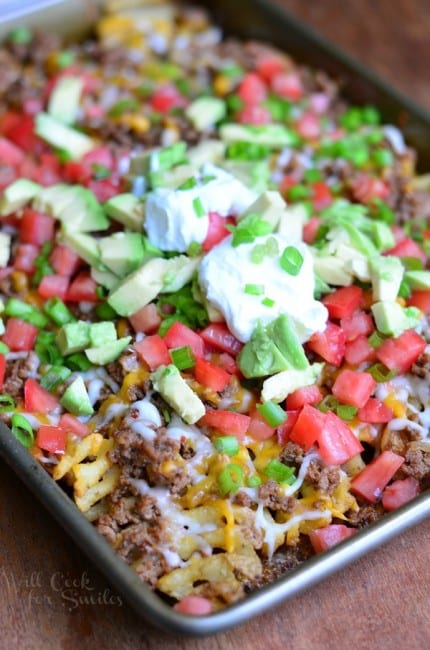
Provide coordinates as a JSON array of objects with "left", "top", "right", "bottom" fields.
[
  {"left": 381, "top": 477, "right": 420, "bottom": 511},
  {"left": 271, "top": 71, "right": 303, "bottom": 100},
  {"left": 87, "top": 178, "right": 120, "bottom": 202},
  {"left": 237, "top": 105, "right": 271, "bottom": 125},
  {"left": 340, "top": 310, "right": 374, "bottom": 341},
  {"left": 150, "top": 84, "right": 185, "bottom": 113},
  {"left": 163, "top": 321, "right": 205, "bottom": 358},
  {"left": 255, "top": 54, "right": 285, "bottom": 82},
  {"left": 296, "top": 113, "right": 321, "bottom": 140},
  {"left": 375, "top": 329, "right": 427, "bottom": 373},
  {"left": 357, "top": 398, "right": 393, "bottom": 424},
  {"left": 59, "top": 413, "right": 90, "bottom": 438},
  {"left": 36, "top": 425, "right": 67, "bottom": 454},
  {"left": 24, "top": 378, "right": 59, "bottom": 414},
  {"left": 133, "top": 335, "right": 171, "bottom": 371},
  {"left": 38, "top": 274, "right": 70, "bottom": 301},
  {"left": 129, "top": 303, "right": 162, "bottom": 334},
  {"left": 63, "top": 161, "right": 91, "bottom": 184},
  {"left": 173, "top": 595, "right": 212, "bottom": 615},
  {"left": 4, "top": 114, "right": 40, "bottom": 153},
  {"left": 0, "top": 137, "right": 25, "bottom": 166},
  {"left": 0, "top": 111, "right": 21, "bottom": 136},
  {"left": 276, "top": 410, "right": 300, "bottom": 445},
  {"left": 289, "top": 404, "right": 326, "bottom": 451},
  {"left": 194, "top": 357, "right": 231, "bottom": 392},
  {"left": 216, "top": 352, "right": 238, "bottom": 375},
  {"left": 407, "top": 290, "right": 430, "bottom": 314},
  {"left": 317, "top": 411, "right": 364, "bottom": 465},
  {"left": 311, "top": 181, "right": 332, "bottom": 210},
  {"left": 19, "top": 209, "right": 55, "bottom": 246},
  {"left": 199, "top": 409, "right": 250, "bottom": 438},
  {"left": 351, "top": 174, "right": 389, "bottom": 204},
  {"left": 332, "top": 369, "right": 376, "bottom": 408},
  {"left": 307, "top": 321, "right": 346, "bottom": 366},
  {"left": 344, "top": 335, "right": 376, "bottom": 365},
  {"left": 303, "top": 216, "right": 321, "bottom": 245},
  {"left": 36, "top": 152, "right": 62, "bottom": 186},
  {"left": 322, "top": 286, "right": 363, "bottom": 320},
  {"left": 351, "top": 450, "right": 405, "bottom": 503},
  {"left": 237, "top": 72, "right": 268, "bottom": 105},
  {"left": 309, "top": 524, "right": 356, "bottom": 554},
  {"left": 386, "top": 238, "right": 427, "bottom": 265},
  {"left": 2, "top": 318, "right": 38, "bottom": 351},
  {"left": 50, "top": 245, "right": 81, "bottom": 277},
  {"left": 66, "top": 272, "right": 98, "bottom": 302},
  {"left": 200, "top": 322, "right": 243, "bottom": 357},
  {"left": 13, "top": 244, "right": 39, "bottom": 273},
  {"left": 202, "top": 213, "right": 233, "bottom": 252},
  {"left": 247, "top": 409, "right": 276, "bottom": 441},
  {"left": 82, "top": 146, "right": 114, "bottom": 170},
  {"left": 0, "top": 354, "right": 5, "bottom": 390},
  {"left": 0, "top": 165, "right": 17, "bottom": 191},
  {"left": 286, "top": 385, "right": 322, "bottom": 410}
]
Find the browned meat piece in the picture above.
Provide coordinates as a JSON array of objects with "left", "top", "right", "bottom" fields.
[
  {"left": 257, "top": 480, "right": 296, "bottom": 512},
  {"left": 410, "top": 350, "right": 430, "bottom": 381},
  {"left": 2, "top": 352, "right": 40, "bottom": 400},
  {"left": 244, "top": 537, "right": 314, "bottom": 592},
  {"left": 305, "top": 459, "right": 342, "bottom": 495},
  {"left": 403, "top": 442, "right": 430, "bottom": 481},
  {"left": 279, "top": 441, "right": 305, "bottom": 466},
  {"left": 348, "top": 503, "right": 384, "bottom": 528}
]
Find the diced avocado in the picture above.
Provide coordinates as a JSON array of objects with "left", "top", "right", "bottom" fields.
[
  {"left": 369, "top": 255, "right": 404, "bottom": 301},
  {"left": 220, "top": 123, "right": 299, "bottom": 148},
  {"left": 35, "top": 112, "right": 94, "bottom": 160},
  {"left": 99, "top": 232, "right": 146, "bottom": 278},
  {"left": 60, "top": 231, "right": 101, "bottom": 268},
  {"left": 185, "top": 97, "right": 226, "bottom": 131},
  {"left": 404, "top": 270, "right": 430, "bottom": 290},
  {"left": 277, "top": 204, "right": 308, "bottom": 242},
  {"left": 150, "top": 364, "right": 205, "bottom": 424},
  {"left": 239, "top": 191, "right": 286, "bottom": 230},
  {"left": 91, "top": 266, "right": 120, "bottom": 290},
  {"left": 150, "top": 164, "right": 197, "bottom": 190},
  {"left": 162, "top": 255, "right": 200, "bottom": 293},
  {"left": 0, "top": 233, "right": 11, "bottom": 268},
  {"left": 59, "top": 186, "right": 109, "bottom": 232},
  {"left": 220, "top": 159, "right": 270, "bottom": 193},
  {"left": 261, "top": 363, "right": 324, "bottom": 403},
  {"left": 33, "top": 184, "right": 76, "bottom": 215},
  {"left": 88, "top": 321, "right": 117, "bottom": 347},
  {"left": 61, "top": 376, "right": 94, "bottom": 416},
  {"left": 57, "top": 321, "right": 90, "bottom": 355},
  {"left": 0, "top": 179, "right": 41, "bottom": 216},
  {"left": 48, "top": 76, "right": 84, "bottom": 125},
  {"left": 107, "top": 257, "right": 171, "bottom": 316},
  {"left": 187, "top": 140, "right": 226, "bottom": 166},
  {"left": 85, "top": 336, "right": 131, "bottom": 365},
  {"left": 238, "top": 314, "right": 309, "bottom": 379},
  {"left": 372, "top": 220, "right": 395, "bottom": 251},
  {"left": 150, "top": 141, "right": 187, "bottom": 173},
  {"left": 104, "top": 193, "right": 145, "bottom": 231},
  {"left": 313, "top": 255, "right": 353, "bottom": 286},
  {"left": 371, "top": 301, "right": 421, "bottom": 337}
]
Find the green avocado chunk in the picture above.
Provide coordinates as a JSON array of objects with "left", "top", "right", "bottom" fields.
[
  {"left": 61, "top": 376, "right": 94, "bottom": 416},
  {"left": 238, "top": 314, "right": 309, "bottom": 378},
  {"left": 85, "top": 336, "right": 131, "bottom": 365}
]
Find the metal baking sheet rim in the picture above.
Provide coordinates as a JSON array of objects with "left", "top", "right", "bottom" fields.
[{"left": 1, "top": 0, "right": 430, "bottom": 637}]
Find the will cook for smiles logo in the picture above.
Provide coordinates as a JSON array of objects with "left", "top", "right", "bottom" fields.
[{"left": 0, "top": 568, "right": 123, "bottom": 611}]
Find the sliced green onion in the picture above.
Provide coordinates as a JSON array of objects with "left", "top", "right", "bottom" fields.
[
  {"left": 11, "top": 413, "right": 34, "bottom": 448},
  {"left": 56, "top": 50, "right": 75, "bottom": 69},
  {"left": 178, "top": 177, "right": 198, "bottom": 190},
  {"left": 244, "top": 284, "right": 264, "bottom": 296},
  {"left": 250, "top": 244, "right": 265, "bottom": 264},
  {"left": 0, "top": 342, "right": 9, "bottom": 355},
  {"left": 372, "top": 148, "right": 393, "bottom": 168},
  {"left": 214, "top": 436, "right": 239, "bottom": 457},
  {"left": 40, "top": 365, "right": 72, "bottom": 392},
  {"left": 246, "top": 475, "right": 262, "bottom": 488},
  {"left": 96, "top": 302, "right": 118, "bottom": 320},
  {"left": 367, "top": 363, "right": 397, "bottom": 382},
  {"left": 226, "top": 141, "right": 269, "bottom": 161},
  {"left": 228, "top": 213, "right": 272, "bottom": 248},
  {"left": 201, "top": 174, "right": 216, "bottom": 185},
  {"left": 108, "top": 98, "right": 140, "bottom": 118},
  {"left": 0, "top": 395, "right": 15, "bottom": 413},
  {"left": 226, "top": 94, "right": 244, "bottom": 113},
  {"left": 398, "top": 279, "right": 411, "bottom": 299},
  {"left": 221, "top": 64, "right": 244, "bottom": 78},
  {"left": 371, "top": 198, "right": 395, "bottom": 225},
  {"left": 65, "top": 352, "right": 92, "bottom": 371},
  {"left": 257, "top": 401, "right": 287, "bottom": 427},
  {"left": 368, "top": 331, "right": 387, "bottom": 349},
  {"left": 192, "top": 197, "right": 206, "bottom": 218},
  {"left": 218, "top": 463, "right": 244, "bottom": 495},
  {"left": 336, "top": 404, "right": 358, "bottom": 421},
  {"left": 401, "top": 257, "right": 425, "bottom": 271},
  {"left": 44, "top": 297, "right": 75, "bottom": 326},
  {"left": 340, "top": 107, "right": 363, "bottom": 131},
  {"left": 261, "top": 297, "right": 275, "bottom": 308},
  {"left": 279, "top": 246, "right": 304, "bottom": 276},
  {"left": 187, "top": 241, "right": 203, "bottom": 257},
  {"left": 287, "top": 184, "right": 312, "bottom": 202},
  {"left": 35, "top": 331, "right": 63, "bottom": 365},
  {"left": 304, "top": 168, "right": 323, "bottom": 183},
  {"left": 8, "top": 26, "right": 32, "bottom": 44},
  {"left": 92, "top": 163, "right": 111, "bottom": 180},
  {"left": 263, "top": 459, "right": 295, "bottom": 485},
  {"left": 362, "top": 105, "right": 380, "bottom": 125},
  {"left": 170, "top": 345, "right": 195, "bottom": 370},
  {"left": 317, "top": 394, "right": 339, "bottom": 413},
  {"left": 32, "top": 242, "right": 54, "bottom": 287},
  {"left": 5, "top": 298, "right": 49, "bottom": 328},
  {"left": 265, "top": 236, "right": 279, "bottom": 257}
]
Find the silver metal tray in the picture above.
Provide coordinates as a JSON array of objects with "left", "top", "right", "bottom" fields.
[{"left": 1, "top": 0, "right": 430, "bottom": 636}]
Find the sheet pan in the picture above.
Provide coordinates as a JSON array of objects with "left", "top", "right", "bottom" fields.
[{"left": 1, "top": 0, "right": 430, "bottom": 636}]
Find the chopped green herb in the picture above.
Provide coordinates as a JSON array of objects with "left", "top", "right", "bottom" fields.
[
  {"left": 40, "top": 365, "right": 72, "bottom": 392},
  {"left": 279, "top": 246, "right": 304, "bottom": 276},
  {"left": 218, "top": 463, "right": 244, "bottom": 495},
  {"left": 228, "top": 213, "right": 272, "bottom": 247},
  {"left": 261, "top": 297, "right": 275, "bottom": 307},
  {"left": 214, "top": 436, "right": 239, "bottom": 457},
  {"left": 336, "top": 404, "right": 358, "bottom": 421},
  {"left": 11, "top": 413, "right": 34, "bottom": 448},
  {"left": 0, "top": 395, "right": 15, "bottom": 413},
  {"left": 246, "top": 475, "right": 262, "bottom": 488},
  {"left": 56, "top": 50, "right": 75, "bottom": 69},
  {"left": 108, "top": 98, "right": 140, "bottom": 117},
  {"left": 372, "top": 148, "right": 393, "bottom": 168},
  {"left": 8, "top": 26, "right": 32, "bottom": 45},
  {"left": 192, "top": 197, "right": 206, "bottom": 218},
  {"left": 256, "top": 401, "right": 287, "bottom": 427},
  {"left": 367, "top": 363, "right": 397, "bottom": 382},
  {"left": 178, "top": 176, "right": 198, "bottom": 190},
  {"left": 170, "top": 345, "right": 195, "bottom": 370},
  {"left": 264, "top": 459, "right": 295, "bottom": 485},
  {"left": 92, "top": 163, "right": 112, "bottom": 180},
  {"left": 44, "top": 297, "right": 75, "bottom": 326},
  {"left": 244, "top": 284, "right": 265, "bottom": 296}
]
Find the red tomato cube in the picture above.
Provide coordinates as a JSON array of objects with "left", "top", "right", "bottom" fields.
[
  {"left": 286, "top": 385, "right": 322, "bottom": 410},
  {"left": 36, "top": 425, "right": 67, "bottom": 454},
  {"left": 24, "top": 378, "right": 59, "bottom": 414},
  {"left": 134, "top": 335, "right": 171, "bottom": 371},
  {"left": 332, "top": 369, "right": 376, "bottom": 408},
  {"left": 357, "top": 398, "right": 393, "bottom": 423},
  {"left": 322, "top": 286, "right": 363, "bottom": 320},
  {"left": 307, "top": 321, "right": 346, "bottom": 366},
  {"left": 194, "top": 357, "right": 231, "bottom": 392},
  {"left": 316, "top": 411, "right": 363, "bottom": 465},
  {"left": 163, "top": 321, "right": 205, "bottom": 358},
  {"left": 199, "top": 409, "right": 250, "bottom": 438},
  {"left": 289, "top": 404, "right": 326, "bottom": 451},
  {"left": 351, "top": 450, "right": 405, "bottom": 503},
  {"left": 129, "top": 303, "right": 162, "bottom": 334},
  {"left": 309, "top": 524, "right": 356, "bottom": 553},
  {"left": 2, "top": 317, "right": 38, "bottom": 351},
  {"left": 375, "top": 329, "right": 427, "bottom": 373},
  {"left": 381, "top": 477, "right": 420, "bottom": 511}
]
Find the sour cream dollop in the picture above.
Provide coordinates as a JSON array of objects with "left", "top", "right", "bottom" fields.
[{"left": 198, "top": 233, "right": 328, "bottom": 342}]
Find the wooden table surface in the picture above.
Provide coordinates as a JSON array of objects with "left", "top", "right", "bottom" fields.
[{"left": 1, "top": 1, "right": 430, "bottom": 649}]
